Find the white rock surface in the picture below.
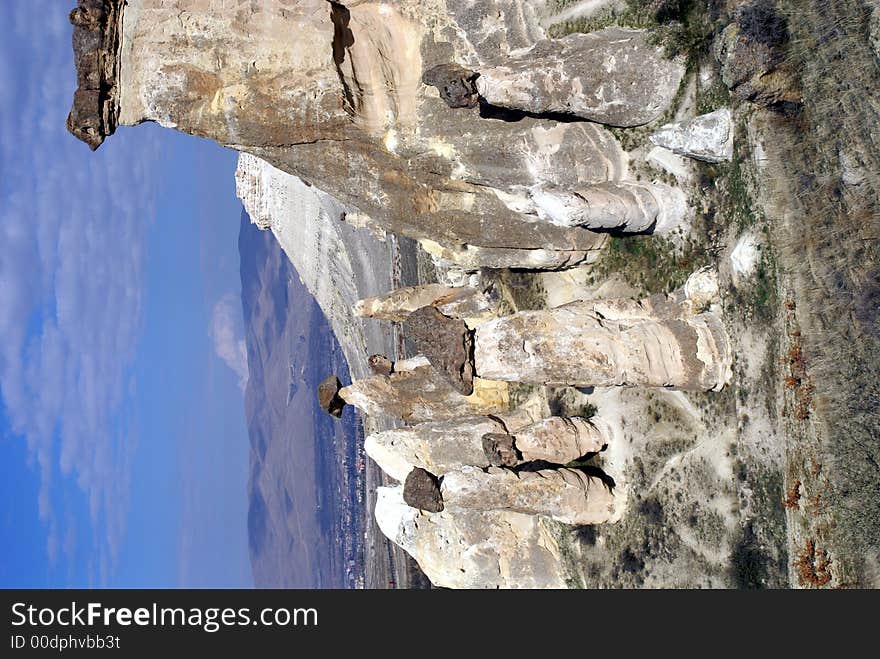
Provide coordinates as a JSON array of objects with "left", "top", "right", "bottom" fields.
[
  {"left": 649, "top": 108, "right": 734, "bottom": 163},
  {"left": 375, "top": 486, "right": 569, "bottom": 589}
]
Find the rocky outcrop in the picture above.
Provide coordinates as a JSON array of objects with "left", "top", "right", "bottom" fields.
[
  {"left": 338, "top": 357, "right": 507, "bottom": 424},
  {"left": 715, "top": 2, "right": 801, "bottom": 110},
  {"left": 67, "top": 0, "right": 123, "bottom": 149},
  {"left": 70, "top": 0, "right": 696, "bottom": 268},
  {"left": 441, "top": 465, "right": 624, "bottom": 525},
  {"left": 353, "top": 284, "right": 496, "bottom": 323},
  {"left": 365, "top": 414, "right": 611, "bottom": 481},
  {"left": 468, "top": 28, "right": 685, "bottom": 126},
  {"left": 375, "top": 486, "right": 568, "bottom": 589},
  {"left": 649, "top": 109, "right": 734, "bottom": 164}
]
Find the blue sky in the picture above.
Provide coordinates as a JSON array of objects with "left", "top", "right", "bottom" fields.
[{"left": 0, "top": 2, "right": 252, "bottom": 587}]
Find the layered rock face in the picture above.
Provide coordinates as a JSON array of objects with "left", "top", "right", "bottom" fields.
[
  {"left": 70, "top": 0, "right": 690, "bottom": 268},
  {"left": 375, "top": 486, "right": 569, "bottom": 589},
  {"left": 235, "top": 153, "right": 397, "bottom": 382}
]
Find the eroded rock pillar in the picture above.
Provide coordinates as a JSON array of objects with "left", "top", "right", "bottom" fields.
[{"left": 440, "top": 465, "right": 625, "bottom": 526}]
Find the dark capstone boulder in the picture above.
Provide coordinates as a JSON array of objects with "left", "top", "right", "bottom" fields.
[
  {"left": 422, "top": 63, "right": 479, "bottom": 109},
  {"left": 368, "top": 354, "right": 394, "bottom": 376},
  {"left": 404, "top": 306, "right": 475, "bottom": 396},
  {"left": 66, "top": 1, "right": 123, "bottom": 150},
  {"left": 317, "top": 375, "right": 346, "bottom": 418},
  {"left": 482, "top": 433, "right": 520, "bottom": 468},
  {"left": 403, "top": 468, "right": 444, "bottom": 512}
]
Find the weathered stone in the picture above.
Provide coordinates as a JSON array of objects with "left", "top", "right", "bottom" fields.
[
  {"left": 402, "top": 467, "right": 444, "bottom": 512},
  {"left": 404, "top": 307, "right": 474, "bottom": 395},
  {"left": 339, "top": 363, "right": 506, "bottom": 424},
  {"left": 420, "top": 240, "right": 603, "bottom": 272},
  {"left": 375, "top": 486, "right": 567, "bottom": 589},
  {"left": 73, "top": 1, "right": 698, "bottom": 268},
  {"left": 422, "top": 63, "right": 479, "bottom": 108},
  {"left": 441, "top": 465, "right": 625, "bottom": 525},
  {"left": 473, "top": 300, "right": 732, "bottom": 391},
  {"left": 317, "top": 375, "right": 346, "bottom": 418},
  {"left": 353, "top": 284, "right": 496, "bottom": 323},
  {"left": 365, "top": 409, "right": 612, "bottom": 480},
  {"left": 473, "top": 28, "right": 685, "bottom": 126},
  {"left": 506, "top": 416, "right": 610, "bottom": 464},
  {"left": 368, "top": 354, "right": 394, "bottom": 376},
  {"left": 650, "top": 109, "right": 734, "bottom": 163},
  {"left": 67, "top": 0, "right": 122, "bottom": 150},
  {"left": 528, "top": 181, "right": 688, "bottom": 233},
  {"left": 365, "top": 416, "right": 505, "bottom": 482}
]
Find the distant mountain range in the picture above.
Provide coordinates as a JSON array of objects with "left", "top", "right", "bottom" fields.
[{"left": 239, "top": 210, "right": 362, "bottom": 588}]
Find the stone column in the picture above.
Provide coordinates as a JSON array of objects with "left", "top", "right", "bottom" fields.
[
  {"left": 441, "top": 465, "right": 625, "bottom": 526},
  {"left": 473, "top": 304, "right": 732, "bottom": 391},
  {"left": 366, "top": 414, "right": 612, "bottom": 481}
]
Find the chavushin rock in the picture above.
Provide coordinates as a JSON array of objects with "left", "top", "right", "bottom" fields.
[{"left": 67, "top": 0, "right": 691, "bottom": 269}]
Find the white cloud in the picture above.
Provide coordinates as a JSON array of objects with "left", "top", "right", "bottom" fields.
[
  {"left": 0, "top": 2, "right": 163, "bottom": 581},
  {"left": 210, "top": 294, "right": 249, "bottom": 390}
]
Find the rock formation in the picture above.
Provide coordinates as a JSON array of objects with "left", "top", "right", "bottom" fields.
[
  {"left": 399, "top": 269, "right": 731, "bottom": 392},
  {"left": 441, "top": 465, "right": 624, "bottom": 526},
  {"left": 484, "top": 416, "right": 611, "bottom": 466},
  {"left": 473, "top": 304, "right": 731, "bottom": 391},
  {"left": 466, "top": 28, "right": 685, "bottom": 126},
  {"left": 527, "top": 181, "right": 688, "bottom": 233},
  {"left": 235, "top": 153, "right": 398, "bottom": 384},
  {"left": 365, "top": 416, "right": 506, "bottom": 482},
  {"left": 365, "top": 415, "right": 612, "bottom": 481},
  {"left": 337, "top": 356, "right": 507, "bottom": 424},
  {"left": 353, "top": 284, "right": 496, "bottom": 323},
  {"left": 375, "top": 486, "right": 568, "bottom": 589},
  {"left": 650, "top": 109, "right": 734, "bottom": 164},
  {"left": 67, "top": 0, "right": 123, "bottom": 149},
  {"left": 403, "top": 307, "right": 474, "bottom": 396},
  {"left": 69, "top": 0, "right": 692, "bottom": 268}
]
